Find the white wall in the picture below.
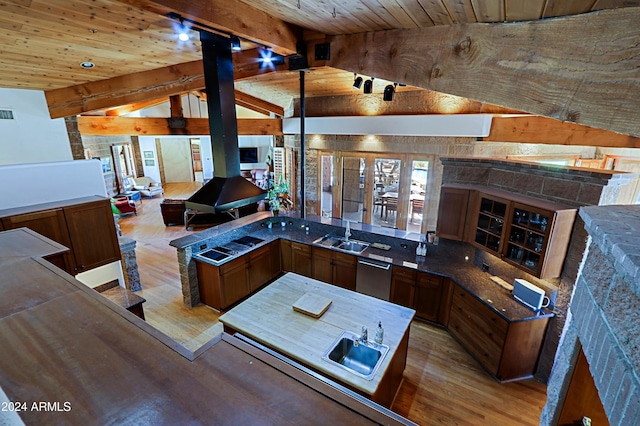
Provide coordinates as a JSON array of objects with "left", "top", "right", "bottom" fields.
[
  {"left": 138, "top": 136, "right": 161, "bottom": 182},
  {"left": 0, "top": 88, "right": 72, "bottom": 165},
  {"left": 0, "top": 160, "right": 122, "bottom": 288},
  {"left": 0, "top": 160, "right": 107, "bottom": 209}
]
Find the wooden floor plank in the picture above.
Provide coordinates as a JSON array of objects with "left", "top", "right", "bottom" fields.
[{"left": 117, "top": 182, "right": 547, "bottom": 425}]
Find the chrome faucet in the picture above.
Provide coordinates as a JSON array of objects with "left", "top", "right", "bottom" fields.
[
  {"left": 357, "top": 326, "right": 368, "bottom": 345},
  {"left": 345, "top": 220, "right": 351, "bottom": 241}
]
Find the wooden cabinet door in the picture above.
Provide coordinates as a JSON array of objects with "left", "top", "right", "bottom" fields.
[
  {"left": 311, "top": 247, "right": 333, "bottom": 283},
  {"left": 436, "top": 186, "right": 470, "bottom": 241},
  {"left": 332, "top": 252, "right": 356, "bottom": 291},
  {"left": 291, "top": 242, "right": 311, "bottom": 277},
  {"left": 280, "top": 239, "right": 292, "bottom": 272},
  {"left": 248, "top": 245, "right": 271, "bottom": 292},
  {"left": 2, "top": 209, "right": 75, "bottom": 273},
  {"left": 414, "top": 272, "right": 444, "bottom": 322},
  {"left": 220, "top": 257, "right": 249, "bottom": 308},
  {"left": 390, "top": 266, "right": 416, "bottom": 307},
  {"left": 268, "top": 240, "right": 281, "bottom": 278},
  {"left": 63, "top": 200, "right": 120, "bottom": 272},
  {"left": 196, "top": 260, "right": 223, "bottom": 309}
]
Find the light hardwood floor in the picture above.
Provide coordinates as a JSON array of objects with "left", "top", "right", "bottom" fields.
[{"left": 118, "top": 182, "right": 548, "bottom": 426}]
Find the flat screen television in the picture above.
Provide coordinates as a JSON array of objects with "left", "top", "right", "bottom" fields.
[{"left": 239, "top": 147, "right": 259, "bottom": 163}]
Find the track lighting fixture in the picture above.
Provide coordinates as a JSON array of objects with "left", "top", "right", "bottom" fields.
[
  {"left": 353, "top": 74, "right": 363, "bottom": 90},
  {"left": 363, "top": 77, "right": 374, "bottom": 94},
  {"left": 383, "top": 82, "right": 398, "bottom": 101},
  {"left": 230, "top": 36, "right": 242, "bottom": 51},
  {"left": 177, "top": 19, "right": 190, "bottom": 41}
]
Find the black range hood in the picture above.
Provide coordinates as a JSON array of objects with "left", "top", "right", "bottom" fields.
[{"left": 186, "top": 31, "right": 266, "bottom": 214}]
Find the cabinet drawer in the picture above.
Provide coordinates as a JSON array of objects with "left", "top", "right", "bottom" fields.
[
  {"left": 449, "top": 310, "right": 503, "bottom": 374},
  {"left": 333, "top": 251, "right": 356, "bottom": 265},
  {"left": 452, "top": 287, "right": 509, "bottom": 340},
  {"left": 392, "top": 266, "right": 417, "bottom": 280},
  {"left": 220, "top": 256, "right": 247, "bottom": 275}
]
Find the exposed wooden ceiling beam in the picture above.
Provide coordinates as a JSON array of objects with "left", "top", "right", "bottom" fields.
[
  {"left": 45, "top": 49, "right": 288, "bottom": 118},
  {"left": 119, "top": 0, "right": 299, "bottom": 55},
  {"left": 105, "top": 98, "right": 169, "bottom": 116},
  {"left": 235, "top": 91, "right": 285, "bottom": 117},
  {"left": 328, "top": 7, "right": 640, "bottom": 138},
  {"left": 485, "top": 116, "right": 640, "bottom": 148},
  {"left": 46, "top": 60, "right": 204, "bottom": 119},
  {"left": 77, "top": 116, "right": 282, "bottom": 136}
]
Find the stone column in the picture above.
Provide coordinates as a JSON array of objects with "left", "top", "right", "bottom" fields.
[{"left": 118, "top": 236, "right": 141, "bottom": 291}]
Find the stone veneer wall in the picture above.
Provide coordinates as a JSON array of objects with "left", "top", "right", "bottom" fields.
[
  {"left": 294, "top": 133, "right": 597, "bottom": 229},
  {"left": 439, "top": 157, "right": 638, "bottom": 381},
  {"left": 80, "top": 135, "right": 133, "bottom": 197},
  {"left": 542, "top": 206, "right": 640, "bottom": 425}
]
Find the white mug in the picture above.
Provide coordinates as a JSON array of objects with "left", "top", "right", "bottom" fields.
[{"left": 541, "top": 296, "right": 550, "bottom": 308}]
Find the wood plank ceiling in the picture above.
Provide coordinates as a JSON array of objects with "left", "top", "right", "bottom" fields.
[{"left": 0, "top": 0, "right": 638, "bottom": 137}]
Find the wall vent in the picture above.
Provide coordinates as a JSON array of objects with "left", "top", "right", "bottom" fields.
[{"left": 0, "top": 110, "right": 15, "bottom": 120}]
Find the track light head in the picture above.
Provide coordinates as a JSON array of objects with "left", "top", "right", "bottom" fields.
[
  {"left": 230, "top": 36, "right": 242, "bottom": 51},
  {"left": 177, "top": 19, "right": 190, "bottom": 41},
  {"left": 353, "top": 75, "right": 363, "bottom": 90},
  {"left": 383, "top": 83, "right": 397, "bottom": 101},
  {"left": 363, "top": 78, "right": 374, "bottom": 94}
]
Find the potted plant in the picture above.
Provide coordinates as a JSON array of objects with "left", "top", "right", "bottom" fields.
[{"left": 267, "top": 175, "right": 291, "bottom": 215}]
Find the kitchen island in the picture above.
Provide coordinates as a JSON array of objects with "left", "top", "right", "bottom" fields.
[
  {"left": 219, "top": 272, "right": 416, "bottom": 408},
  {"left": 0, "top": 228, "right": 416, "bottom": 425}
]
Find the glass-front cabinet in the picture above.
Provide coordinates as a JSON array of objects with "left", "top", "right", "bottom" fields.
[
  {"left": 468, "top": 189, "right": 577, "bottom": 279},
  {"left": 504, "top": 204, "right": 550, "bottom": 275},
  {"left": 473, "top": 195, "right": 507, "bottom": 255}
]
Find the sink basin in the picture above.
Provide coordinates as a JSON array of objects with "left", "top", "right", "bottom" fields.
[
  {"left": 313, "top": 235, "right": 343, "bottom": 248},
  {"left": 337, "top": 241, "right": 369, "bottom": 253},
  {"left": 322, "top": 330, "right": 389, "bottom": 380},
  {"left": 313, "top": 235, "right": 370, "bottom": 254}
]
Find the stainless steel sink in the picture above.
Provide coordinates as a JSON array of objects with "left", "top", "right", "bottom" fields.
[
  {"left": 337, "top": 241, "right": 369, "bottom": 253},
  {"left": 312, "top": 235, "right": 370, "bottom": 254},
  {"left": 322, "top": 330, "right": 389, "bottom": 380}
]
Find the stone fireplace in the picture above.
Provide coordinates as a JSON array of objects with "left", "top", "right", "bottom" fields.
[{"left": 542, "top": 205, "right": 640, "bottom": 425}]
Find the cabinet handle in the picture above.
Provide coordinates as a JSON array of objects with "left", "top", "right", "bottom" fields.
[{"left": 80, "top": 264, "right": 85, "bottom": 269}]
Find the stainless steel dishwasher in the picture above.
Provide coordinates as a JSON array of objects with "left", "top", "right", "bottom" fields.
[{"left": 356, "top": 258, "right": 392, "bottom": 301}]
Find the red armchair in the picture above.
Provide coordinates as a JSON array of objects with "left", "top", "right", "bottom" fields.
[{"left": 111, "top": 197, "right": 137, "bottom": 216}]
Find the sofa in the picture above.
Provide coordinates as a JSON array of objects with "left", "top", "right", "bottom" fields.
[{"left": 130, "top": 176, "right": 164, "bottom": 198}]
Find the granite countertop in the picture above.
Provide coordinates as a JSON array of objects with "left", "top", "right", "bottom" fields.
[
  {"left": 180, "top": 214, "right": 553, "bottom": 322},
  {"left": 219, "top": 272, "right": 415, "bottom": 396},
  {"left": 100, "top": 286, "right": 146, "bottom": 309}
]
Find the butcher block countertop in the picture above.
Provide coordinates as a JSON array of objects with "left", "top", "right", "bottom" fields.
[{"left": 219, "top": 272, "right": 416, "bottom": 397}]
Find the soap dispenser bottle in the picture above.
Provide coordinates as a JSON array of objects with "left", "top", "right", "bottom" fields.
[{"left": 375, "top": 321, "right": 384, "bottom": 344}]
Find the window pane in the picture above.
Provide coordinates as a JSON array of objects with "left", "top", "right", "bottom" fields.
[
  {"left": 407, "top": 160, "right": 428, "bottom": 233},
  {"left": 320, "top": 154, "right": 333, "bottom": 218},
  {"left": 342, "top": 157, "right": 365, "bottom": 223},
  {"left": 373, "top": 158, "right": 401, "bottom": 228}
]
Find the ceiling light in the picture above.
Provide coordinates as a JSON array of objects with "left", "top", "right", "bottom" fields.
[
  {"left": 231, "top": 36, "right": 242, "bottom": 51},
  {"left": 383, "top": 83, "right": 398, "bottom": 102},
  {"left": 353, "top": 74, "right": 363, "bottom": 90},
  {"left": 80, "top": 62, "right": 95, "bottom": 69},
  {"left": 258, "top": 49, "right": 284, "bottom": 69},
  {"left": 363, "top": 77, "right": 374, "bottom": 94},
  {"left": 177, "top": 19, "right": 190, "bottom": 41}
]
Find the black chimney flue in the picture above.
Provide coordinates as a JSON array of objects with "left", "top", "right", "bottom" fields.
[{"left": 186, "top": 31, "right": 266, "bottom": 214}]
